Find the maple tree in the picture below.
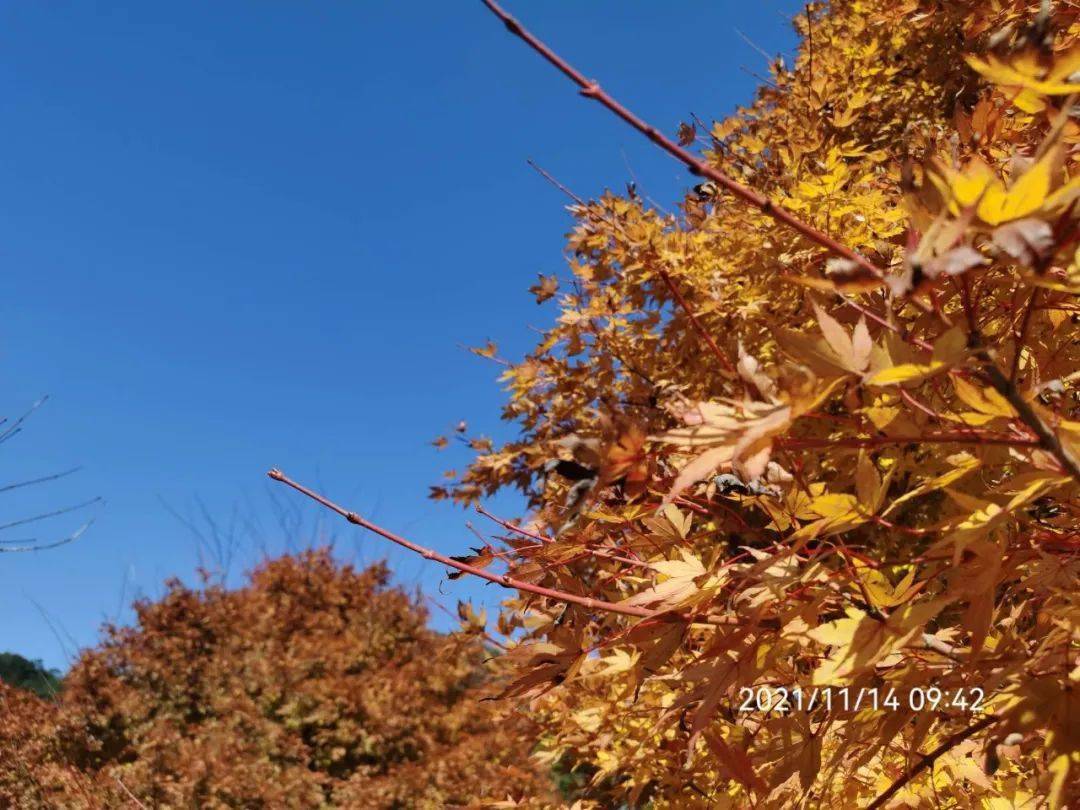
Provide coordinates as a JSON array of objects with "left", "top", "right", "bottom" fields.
[
  {"left": 0, "top": 551, "right": 550, "bottom": 808},
  {"left": 268, "top": 0, "right": 1080, "bottom": 806}
]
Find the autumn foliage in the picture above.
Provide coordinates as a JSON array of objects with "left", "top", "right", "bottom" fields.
[
  {"left": 9, "top": 0, "right": 1080, "bottom": 807},
  {"left": 0, "top": 551, "right": 548, "bottom": 808},
  {"left": 423, "top": 0, "right": 1080, "bottom": 806}
]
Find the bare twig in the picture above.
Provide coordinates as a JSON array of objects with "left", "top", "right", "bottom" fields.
[
  {"left": 26, "top": 597, "right": 75, "bottom": 666},
  {"left": 0, "top": 519, "right": 94, "bottom": 553},
  {"left": 739, "top": 65, "right": 779, "bottom": 91},
  {"left": 526, "top": 158, "right": 587, "bottom": 210},
  {"left": 424, "top": 594, "right": 510, "bottom": 652},
  {"left": 1010, "top": 287, "right": 1040, "bottom": 381},
  {"left": 0, "top": 466, "right": 82, "bottom": 494},
  {"left": 0, "top": 396, "right": 48, "bottom": 445},
  {"left": 475, "top": 504, "right": 554, "bottom": 544},
  {"left": 778, "top": 431, "right": 1040, "bottom": 450},
  {"left": 0, "top": 496, "right": 102, "bottom": 534},
  {"left": 655, "top": 268, "right": 737, "bottom": 373},
  {"left": 475, "top": 504, "right": 650, "bottom": 569},
  {"left": 735, "top": 29, "right": 774, "bottom": 64}
]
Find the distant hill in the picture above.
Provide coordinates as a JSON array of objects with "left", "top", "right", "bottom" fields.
[{"left": 0, "top": 652, "right": 61, "bottom": 698}]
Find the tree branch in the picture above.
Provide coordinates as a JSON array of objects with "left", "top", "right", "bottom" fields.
[
  {"left": 866, "top": 714, "right": 998, "bottom": 810},
  {"left": 481, "top": 0, "right": 887, "bottom": 281},
  {"left": 270, "top": 469, "right": 674, "bottom": 621},
  {"left": 0, "top": 496, "right": 103, "bottom": 534},
  {"left": 655, "top": 267, "right": 737, "bottom": 374},
  {"left": 475, "top": 504, "right": 650, "bottom": 568},
  {"left": 0, "top": 395, "right": 48, "bottom": 445},
  {"left": 0, "top": 466, "right": 82, "bottom": 495}
]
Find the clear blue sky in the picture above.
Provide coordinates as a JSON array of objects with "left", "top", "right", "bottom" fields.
[{"left": 0, "top": 1, "right": 799, "bottom": 670}]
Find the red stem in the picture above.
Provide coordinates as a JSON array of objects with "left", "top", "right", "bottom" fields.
[
  {"left": 475, "top": 504, "right": 553, "bottom": 544},
  {"left": 269, "top": 469, "right": 739, "bottom": 625}
]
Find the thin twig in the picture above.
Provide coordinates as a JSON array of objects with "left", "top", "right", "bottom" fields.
[
  {"left": 0, "top": 519, "right": 94, "bottom": 553},
  {"left": 475, "top": 504, "right": 553, "bottom": 544},
  {"left": 0, "top": 396, "right": 48, "bottom": 444},
  {"left": 1011, "top": 287, "right": 1041, "bottom": 381},
  {"left": 777, "top": 431, "right": 1040, "bottom": 450},
  {"left": 655, "top": 268, "right": 736, "bottom": 373},
  {"left": 0, "top": 466, "right": 82, "bottom": 494},
  {"left": 475, "top": 505, "right": 650, "bottom": 568},
  {"left": 424, "top": 594, "right": 510, "bottom": 651},
  {"left": 0, "top": 496, "right": 103, "bottom": 534},
  {"left": 735, "top": 28, "right": 774, "bottom": 64},
  {"left": 1009, "top": 198, "right": 1073, "bottom": 383},
  {"left": 739, "top": 65, "right": 779, "bottom": 91}
]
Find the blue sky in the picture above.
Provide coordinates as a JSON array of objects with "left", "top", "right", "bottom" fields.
[{"left": 0, "top": 1, "right": 800, "bottom": 670}]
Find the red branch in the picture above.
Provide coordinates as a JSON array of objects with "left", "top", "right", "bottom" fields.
[
  {"left": 268, "top": 469, "right": 740, "bottom": 625},
  {"left": 482, "top": 0, "right": 887, "bottom": 281}
]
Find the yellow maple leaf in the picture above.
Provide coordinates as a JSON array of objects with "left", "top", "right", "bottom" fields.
[
  {"left": 866, "top": 326, "right": 967, "bottom": 387},
  {"left": 808, "top": 599, "right": 947, "bottom": 684}
]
